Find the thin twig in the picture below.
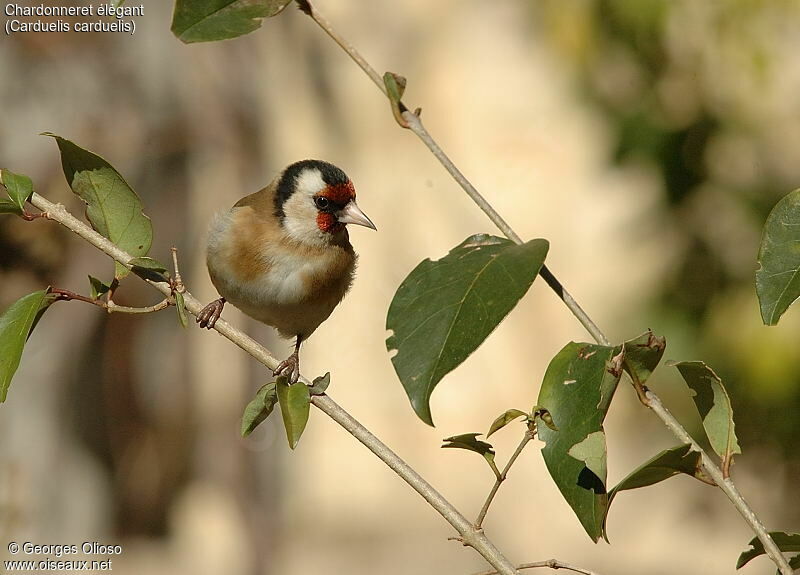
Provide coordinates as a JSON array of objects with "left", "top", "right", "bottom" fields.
[
  {"left": 28, "top": 192, "right": 519, "bottom": 575},
  {"left": 170, "top": 246, "right": 185, "bottom": 292},
  {"left": 50, "top": 287, "right": 106, "bottom": 309},
  {"left": 475, "top": 430, "right": 533, "bottom": 529},
  {"left": 400, "top": 111, "right": 608, "bottom": 344},
  {"left": 474, "top": 559, "right": 602, "bottom": 575},
  {"left": 50, "top": 287, "right": 171, "bottom": 314},
  {"left": 297, "top": 4, "right": 792, "bottom": 573},
  {"left": 107, "top": 299, "right": 171, "bottom": 314},
  {"left": 300, "top": 1, "right": 385, "bottom": 93}
]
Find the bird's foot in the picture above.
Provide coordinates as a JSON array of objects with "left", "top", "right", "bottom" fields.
[
  {"left": 196, "top": 297, "right": 225, "bottom": 329},
  {"left": 274, "top": 352, "right": 300, "bottom": 384}
]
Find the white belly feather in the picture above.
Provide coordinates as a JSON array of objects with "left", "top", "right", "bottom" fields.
[{"left": 206, "top": 210, "right": 355, "bottom": 339}]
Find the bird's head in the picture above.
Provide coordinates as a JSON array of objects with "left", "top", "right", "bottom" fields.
[{"left": 275, "top": 159, "right": 376, "bottom": 246}]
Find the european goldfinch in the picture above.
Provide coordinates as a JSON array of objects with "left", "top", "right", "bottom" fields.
[{"left": 197, "top": 160, "right": 376, "bottom": 382}]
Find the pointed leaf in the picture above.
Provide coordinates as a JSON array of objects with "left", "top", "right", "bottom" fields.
[
  {"left": 756, "top": 189, "right": 800, "bottom": 325},
  {"left": 276, "top": 377, "right": 310, "bottom": 449},
  {"left": 241, "top": 382, "right": 278, "bottom": 437},
  {"left": 0, "top": 200, "right": 22, "bottom": 215},
  {"left": 487, "top": 409, "right": 527, "bottom": 437},
  {"left": 737, "top": 532, "right": 800, "bottom": 569},
  {"left": 309, "top": 372, "right": 331, "bottom": 396},
  {"left": 622, "top": 330, "right": 666, "bottom": 385},
  {"left": 0, "top": 290, "right": 54, "bottom": 402},
  {"left": 387, "top": 234, "right": 549, "bottom": 425},
  {"left": 609, "top": 445, "right": 704, "bottom": 502},
  {"left": 441, "top": 432, "right": 496, "bottom": 469},
  {"left": 47, "top": 134, "right": 152, "bottom": 280},
  {"left": 88, "top": 276, "right": 112, "bottom": 300},
  {"left": 383, "top": 72, "right": 408, "bottom": 126},
  {"left": 171, "top": 0, "right": 292, "bottom": 43},
  {"left": 129, "top": 256, "right": 170, "bottom": 283},
  {"left": 175, "top": 292, "right": 188, "bottom": 328},
  {"left": 669, "top": 361, "right": 741, "bottom": 474},
  {"left": 537, "top": 342, "right": 623, "bottom": 542},
  {"left": 0, "top": 169, "right": 33, "bottom": 212}
]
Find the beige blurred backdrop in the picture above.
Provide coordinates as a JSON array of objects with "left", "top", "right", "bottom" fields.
[{"left": 1, "top": 2, "right": 799, "bottom": 574}]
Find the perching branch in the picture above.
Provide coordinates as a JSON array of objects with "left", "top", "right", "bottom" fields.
[
  {"left": 27, "top": 192, "right": 519, "bottom": 575},
  {"left": 475, "top": 430, "right": 534, "bottom": 529},
  {"left": 296, "top": 2, "right": 792, "bottom": 573}
]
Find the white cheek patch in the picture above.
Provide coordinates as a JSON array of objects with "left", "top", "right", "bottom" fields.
[{"left": 282, "top": 197, "right": 324, "bottom": 245}]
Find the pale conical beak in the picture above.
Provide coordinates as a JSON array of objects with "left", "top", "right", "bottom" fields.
[{"left": 337, "top": 200, "right": 377, "bottom": 230}]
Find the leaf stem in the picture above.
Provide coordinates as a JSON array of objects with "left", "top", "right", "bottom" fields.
[
  {"left": 28, "top": 191, "right": 519, "bottom": 575},
  {"left": 296, "top": 5, "right": 792, "bottom": 573},
  {"left": 475, "top": 430, "right": 533, "bottom": 529}
]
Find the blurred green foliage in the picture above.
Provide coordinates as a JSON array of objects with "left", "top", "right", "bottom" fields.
[{"left": 533, "top": 0, "right": 800, "bottom": 462}]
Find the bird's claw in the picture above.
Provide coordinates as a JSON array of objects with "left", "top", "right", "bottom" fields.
[
  {"left": 274, "top": 353, "right": 300, "bottom": 384},
  {"left": 197, "top": 297, "right": 225, "bottom": 329}
]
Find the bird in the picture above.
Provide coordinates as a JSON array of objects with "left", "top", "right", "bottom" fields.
[{"left": 196, "top": 159, "right": 376, "bottom": 383}]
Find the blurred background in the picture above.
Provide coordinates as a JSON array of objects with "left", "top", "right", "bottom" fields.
[{"left": 1, "top": 1, "right": 799, "bottom": 573}]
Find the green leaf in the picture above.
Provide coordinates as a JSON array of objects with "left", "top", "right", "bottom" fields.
[
  {"left": 175, "top": 292, "right": 188, "bottom": 328},
  {"left": 387, "top": 234, "right": 549, "bottom": 426},
  {"left": 737, "top": 532, "right": 800, "bottom": 569},
  {"left": 46, "top": 133, "right": 152, "bottom": 280},
  {"left": 171, "top": 0, "right": 292, "bottom": 43},
  {"left": 603, "top": 445, "right": 705, "bottom": 539},
  {"left": 756, "top": 189, "right": 800, "bottom": 325},
  {"left": 487, "top": 408, "right": 527, "bottom": 437},
  {"left": 309, "top": 372, "right": 331, "bottom": 396},
  {"left": 537, "top": 342, "right": 623, "bottom": 542},
  {"left": 241, "top": 382, "right": 278, "bottom": 437},
  {"left": 383, "top": 71, "right": 407, "bottom": 101},
  {"left": 609, "top": 445, "right": 704, "bottom": 501},
  {"left": 669, "top": 361, "right": 741, "bottom": 474},
  {"left": 88, "top": 276, "right": 112, "bottom": 300},
  {"left": 0, "top": 290, "right": 54, "bottom": 402},
  {"left": 129, "top": 256, "right": 170, "bottom": 282},
  {"left": 0, "top": 199, "right": 22, "bottom": 215},
  {"left": 441, "top": 432, "right": 496, "bottom": 469},
  {"left": 383, "top": 72, "right": 408, "bottom": 126},
  {"left": 276, "top": 377, "right": 310, "bottom": 449},
  {"left": 0, "top": 169, "right": 33, "bottom": 212},
  {"left": 622, "top": 330, "right": 666, "bottom": 385}
]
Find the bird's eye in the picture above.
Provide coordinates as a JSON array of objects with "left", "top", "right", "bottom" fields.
[{"left": 314, "top": 196, "right": 330, "bottom": 210}]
